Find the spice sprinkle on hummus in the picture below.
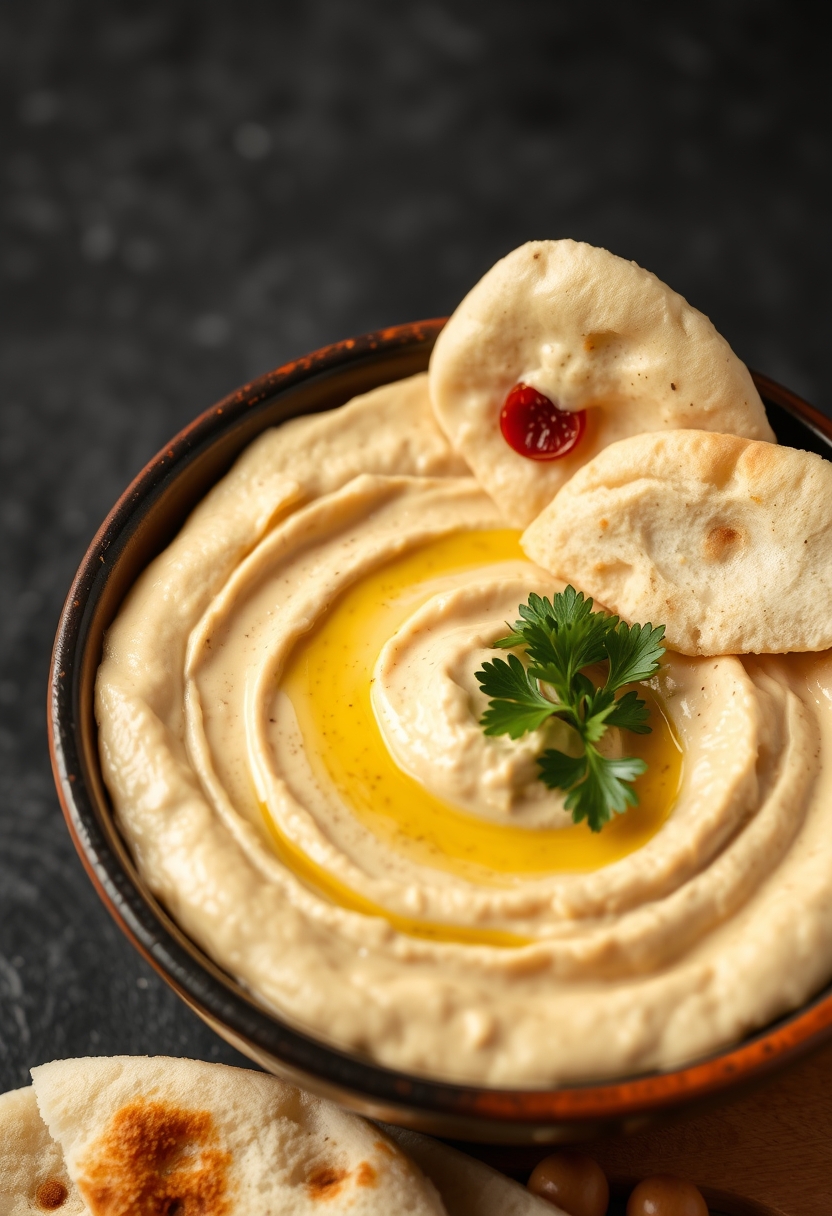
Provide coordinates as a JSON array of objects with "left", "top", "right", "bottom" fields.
[{"left": 96, "top": 241, "right": 832, "bottom": 1087}]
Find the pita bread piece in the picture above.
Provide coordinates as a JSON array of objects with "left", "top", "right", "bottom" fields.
[
  {"left": 0, "top": 1085, "right": 88, "bottom": 1215},
  {"left": 429, "top": 239, "right": 773, "bottom": 526},
  {"left": 382, "top": 1125, "right": 567, "bottom": 1215},
  {"left": 31, "top": 1057, "right": 447, "bottom": 1216},
  {"left": 522, "top": 430, "right": 832, "bottom": 656}
]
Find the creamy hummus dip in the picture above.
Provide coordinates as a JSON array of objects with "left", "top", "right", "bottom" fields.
[{"left": 96, "top": 369, "right": 832, "bottom": 1087}]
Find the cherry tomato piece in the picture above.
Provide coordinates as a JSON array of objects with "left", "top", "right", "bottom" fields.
[
  {"left": 500, "top": 383, "right": 586, "bottom": 460},
  {"left": 626, "top": 1174, "right": 708, "bottom": 1216},
  {"left": 527, "top": 1151, "right": 609, "bottom": 1216}
]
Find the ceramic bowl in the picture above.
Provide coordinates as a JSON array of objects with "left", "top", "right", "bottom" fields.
[{"left": 49, "top": 319, "right": 832, "bottom": 1145}]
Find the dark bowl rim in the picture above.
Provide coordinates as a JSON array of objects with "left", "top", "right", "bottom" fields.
[{"left": 48, "top": 318, "right": 832, "bottom": 1135}]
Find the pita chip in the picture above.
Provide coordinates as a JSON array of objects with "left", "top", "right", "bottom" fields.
[
  {"left": 31, "top": 1057, "right": 447, "bottom": 1216},
  {"left": 522, "top": 429, "right": 832, "bottom": 655},
  {"left": 430, "top": 240, "right": 773, "bottom": 526}
]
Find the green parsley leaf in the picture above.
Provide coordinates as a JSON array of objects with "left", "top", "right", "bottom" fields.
[
  {"left": 559, "top": 748, "right": 647, "bottom": 832},
  {"left": 604, "top": 620, "right": 666, "bottom": 690},
  {"left": 477, "top": 588, "right": 665, "bottom": 831},
  {"left": 582, "top": 687, "right": 652, "bottom": 741},
  {"left": 539, "top": 744, "right": 648, "bottom": 832},
  {"left": 493, "top": 592, "right": 558, "bottom": 649},
  {"left": 603, "top": 688, "right": 653, "bottom": 734},
  {"left": 492, "top": 629, "right": 528, "bottom": 650},
  {"left": 537, "top": 748, "right": 587, "bottom": 792},
  {"left": 580, "top": 686, "right": 619, "bottom": 743},
  {"left": 476, "top": 654, "right": 558, "bottom": 738}
]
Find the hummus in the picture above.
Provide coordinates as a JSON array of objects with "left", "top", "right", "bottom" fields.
[{"left": 96, "top": 372, "right": 832, "bottom": 1087}]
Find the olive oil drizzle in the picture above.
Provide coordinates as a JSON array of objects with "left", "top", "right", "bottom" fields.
[
  {"left": 267, "top": 529, "right": 682, "bottom": 945},
  {"left": 261, "top": 809, "right": 533, "bottom": 948}
]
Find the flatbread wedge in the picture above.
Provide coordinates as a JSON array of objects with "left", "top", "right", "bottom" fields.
[
  {"left": 31, "top": 1056, "right": 448, "bottom": 1216},
  {"left": 430, "top": 240, "right": 773, "bottom": 526},
  {"left": 522, "top": 429, "right": 832, "bottom": 655}
]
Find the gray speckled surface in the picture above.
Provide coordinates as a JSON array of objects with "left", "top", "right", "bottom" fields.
[{"left": 1, "top": 0, "right": 830, "bottom": 1096}]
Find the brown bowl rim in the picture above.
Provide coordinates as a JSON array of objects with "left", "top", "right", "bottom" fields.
[{"left": 48, "top": 319, "right": 832, "bottom": 1140}]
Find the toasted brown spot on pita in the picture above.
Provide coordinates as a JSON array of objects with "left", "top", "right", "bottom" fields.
[
  {"left": 688, "top": 431, "right": 746, "bottom": 488},
  {"left": 582, "top": 330, "right": 619, "bottom": 354},
  {"left": 738, "top": 439, "right": 780, "bottom": 481},
  {"left": 373, "top": 1137, "right": 396, "bottom": 1158},
  {"left": 36, "top": 1179, "right": 69, "bottom": 1209},
  {"left": 307, "top": 1165, "right": 348, "bottom": 1199},
  {"left": 704, "top": 524, "right": 745, "bottom": 561},
  {"left": 593, "top": 559, "right": 630, "bottom": 578},
  {"left": 77, "top": 1100, "right": 231, "bottom": 1216},
  {"left": 356, "top": 1161, "right": 379, "bottom": 1187}
]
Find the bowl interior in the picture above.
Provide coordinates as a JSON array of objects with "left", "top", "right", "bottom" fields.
[{"left": 49, "top": 326, "right": 832, "bottom": 1143}]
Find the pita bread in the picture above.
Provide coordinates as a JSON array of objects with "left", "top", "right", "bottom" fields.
[
  {"left": 0, "top": 1085, "right": 88, "bottom": 1215},
  {"left": 31, "top": 1057, "right": 447, "bottom": 1216},
  {"left": 382, "top": 1125, "right": 567, "bottom": 1216},
  {"left": 522, "top": 430, "right": 832, "bottom": 656},
  {"left": 429, "top": 240, "right": 774, "bottom": 526}
]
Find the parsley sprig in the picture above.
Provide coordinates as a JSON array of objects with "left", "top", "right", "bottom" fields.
[{"left": 475, "top": 589, "right": 665, "bottom": 832}]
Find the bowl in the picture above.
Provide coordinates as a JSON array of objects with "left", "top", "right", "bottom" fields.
[{"left": 49, "top": 319, "right": 832, "bottom": 1145}]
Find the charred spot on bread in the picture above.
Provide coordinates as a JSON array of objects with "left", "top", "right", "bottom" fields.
[
  {"left": 35, "top": 1179, "right": 69, "bottom": 1210},
  {"left": 77, "top": 1100, "right": 231, "bottom": 1216},
  {"left": 356, "top": 1161, "right": 379, "bottom": 1187},
  {"left": 703, "top": 524, "right": 745, "bottom": 561},
  {"left": 306, "top": 1165, "right": 349, "bottom": 1199}
]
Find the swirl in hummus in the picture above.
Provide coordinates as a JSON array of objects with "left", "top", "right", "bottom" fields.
[{"left": 96, "top": 369, "right": 832, "bottom": 1087}]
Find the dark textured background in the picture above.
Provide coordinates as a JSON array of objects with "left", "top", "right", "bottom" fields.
[{"left": 1, "top": 0, "right": 830, "bottom": 1094}]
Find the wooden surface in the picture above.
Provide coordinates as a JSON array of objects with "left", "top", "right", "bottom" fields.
[{"left": 586, "top": 1040, "right": 832, "bottom": 1215}]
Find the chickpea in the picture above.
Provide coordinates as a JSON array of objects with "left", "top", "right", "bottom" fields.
[
  {"left": 527, "top": 1151, "right": 609, "bottom": 1216},
  {"left": 626, "top": 1174, "right": 708, "bottom": 1216}
]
